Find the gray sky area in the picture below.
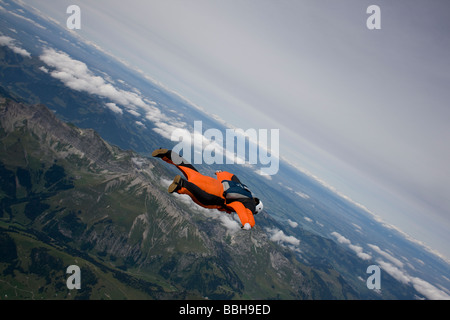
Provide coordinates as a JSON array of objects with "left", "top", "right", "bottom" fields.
[{"left": 24, "top": 0, "right": 450, "bottom": 259}]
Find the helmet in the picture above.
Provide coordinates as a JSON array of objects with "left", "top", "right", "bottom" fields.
[{"left": 254, "top": 198, "right": 263, "bottom": 214}]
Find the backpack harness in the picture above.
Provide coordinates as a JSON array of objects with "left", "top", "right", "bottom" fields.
[{"left": 222, "top": 180, "right": 253, "bottom": 200}]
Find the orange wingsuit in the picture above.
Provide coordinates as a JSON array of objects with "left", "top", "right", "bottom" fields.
[{"left": 152, "top": 149, "right": 256, "bottom": 229}]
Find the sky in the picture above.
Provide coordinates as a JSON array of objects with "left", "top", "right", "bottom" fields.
[{"left": 23, "top": 0, "right": 450, "bottom": 259}]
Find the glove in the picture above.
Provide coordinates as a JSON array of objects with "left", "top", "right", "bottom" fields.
[{"left": 242, "top": 223, "right": 251, "bottom": 230}]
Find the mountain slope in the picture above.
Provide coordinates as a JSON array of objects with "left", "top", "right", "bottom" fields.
[{"left": 1, "top": 96, "right": 377, "bottom": 299}]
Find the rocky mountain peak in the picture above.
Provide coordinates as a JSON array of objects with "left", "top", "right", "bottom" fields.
[{"left": 1, "top": 98, "right": 122, "bottom": 171}]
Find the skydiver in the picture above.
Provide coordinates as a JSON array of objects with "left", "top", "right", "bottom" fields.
[{"left": 152, "top": 148, "right": 263, "bottom": 230}]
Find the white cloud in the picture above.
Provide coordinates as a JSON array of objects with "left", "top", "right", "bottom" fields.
[
  {"left": 331, "top": 231, "right": 351, "bottom": 245},
  {"left": 349, "top": 244, "right": 372, "bottom": 261},
  {"left": 39, "top": 48, "right": 189, "bottom": 140},
  {"left": 330, "top": 231, "right": 372, "bottom": 260},
  {"left": 331, "top": 232, "right": 449, "bottom": 299},
  {"left": 410, "top": 277, "right": 450, "bottom": 300},
  {"left": 267, "top": 227, "right": 300, "bottom": 246},
  {"left": 218, "top": 214, "right": 241, "bottom": 233},
  {"left": 145, "top": 110, "right": 187, "bottom": 140},
  {"left": 0, "top": 35, "right": 31, "bottom": 58},
  {"left": 371, "top": 244, "right": 450, "bottom": 299},
  {"left": 377, "top": 259, "right": 410, "bottom": 285},
  {"left": 352, "top": 223, "right": 362, "bottom": 230},
  {"left": 295, "top": 191, "right": 310, "bottom": 199},
  {"left": 40, "top": 48, "right": 152, "bottom": 111},
  {"left": 40, "top": 48, "right": 128, "bottom": 102},
  {"left": 38, "top": 66, "right": 48, "bottom": 73},
  {"left": 126, "top": 109, "right": 141, "bottom": 117},
  {"left": 304, "top": 216, "right": 313, "bottom": 223},
  {"left": 368, "top": 244, "right": 404, "bottom": 269},
  {"left": 135, "top": 121, "right": 146, "bottom": 128},
  {"left": 260, "top": 172, "right": 272, "bottom": 180},
  {"left": 376, "top": 259, "right": 450, "bottom": 300},
  {"left": 287, "top": 219, "right": 298, "bottom": 228},
  {"left": 105, "top": 102, "right": 123, "bottom": 115},
  {"left": 38, "top": 49, "right": 276, "bottom": 176}
]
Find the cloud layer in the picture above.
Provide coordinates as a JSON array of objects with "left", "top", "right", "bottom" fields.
[
  {"left": 0, "top": 35, "right": 31, "bottom": 57},
  {"left": 331, "top": 231, "right": 450, "bottom": 300},
  {"left": 331, "top": 232, "right": 372, "bottom": 261},
  {"left": 39, "top": 48, "right": 185, "bottom": 140},
  {"left": 38, "top": 47, "right": 274, "bottom": 176}
]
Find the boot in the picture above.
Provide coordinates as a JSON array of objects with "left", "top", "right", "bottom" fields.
[
  {"left": 152, "top": 148, "right": 170, "bottom": 158},
  {"left": 168, "top": 175, "right": 183, "bottom": 193}
]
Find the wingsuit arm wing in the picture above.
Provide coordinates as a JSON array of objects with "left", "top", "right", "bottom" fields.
[{"left": 226, "top": 201, "right": 255, "bottom": 229}]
